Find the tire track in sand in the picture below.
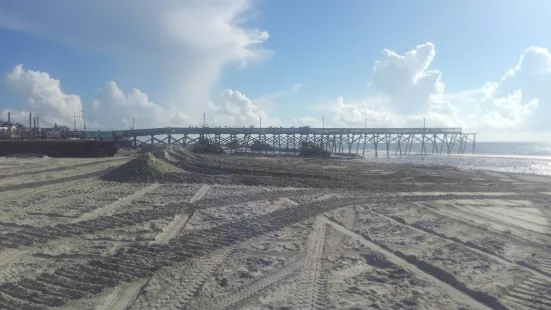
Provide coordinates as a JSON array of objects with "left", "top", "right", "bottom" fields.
[
  {"left": 104, "top": 185, "right": 213, "bottom": 310},
  {"left": 501, "top": 275, "right": 551, "bottom": 310},
  {"left": 194, "top": 188, "right": 317, "bottom": 210},
  {"left": 0, "top": 249, "right": 29, "bottom": 270},
  {"left": 137, "top": 247, "right": 234, "bottom": 310},
  {"left": 0, "top": 181, "right": 128, "bottom": 224},
  {"left": 4, "top": 158, "right": 127, "bottom": 179},
  {"left": 0, "top": 197, "right": 366, "bottom": 310},
  {"left": 367, "top": 207, "right": 551, "bottom": 281},
  {"left": 197, "top": 256, "right": 307, "bottom": 310},
  {"left": 416, "top": 202, "right": 550, "bottom": 249},
  {"left": 539, "top": 259, "right": 551, "bottom": 275},
  {"left": 0, "top": 184, "right": 162, "bottom": 256},
  {"left": 0, "top": 187, "right": 309, "bottom": 251},
  {"left": 428, "top": 200, "right": 551, "bottom": 237},
  {"left": 143, "top": 189, "right": 309, "bottom": 310},
  {"left": 0, "top": 184, "right": 153, "bottom": 280},
  {"left": 0, "top": 201, "right": 192, "bottom": 251},
  {"left": 322, "top": 217, "right": 494, "bottom": 310},
  {"left": 98, "top": 278, "right": 149, "bottom": 310},
  {"left": 153, "top": 184, "right": 212, "bottom": 244},
  {"left": 0, "top": 166, "right": 119, "bottom": 193},
  {"left": 71, "top": 183, "right": 160, "bottom": 223},
  {"left": 369, "top": 205, "right": 551, "bottom": 308},
  {"left": 294, "top": 217, "right": 329, "bottom": 310},
  {"left": 0, "top": 179, "right": 101, "bottom": 205},
  {"left": 191, "top": 196, "right": 337, "bottom": 310}
]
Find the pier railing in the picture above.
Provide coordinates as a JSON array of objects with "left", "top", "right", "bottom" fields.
[{"left": 112, "top": 127, "right": 463, "bottom": 137}]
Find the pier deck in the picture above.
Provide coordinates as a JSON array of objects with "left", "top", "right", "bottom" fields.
[{"left": 114, "top": 127, "right": 476, "bottom": 157}]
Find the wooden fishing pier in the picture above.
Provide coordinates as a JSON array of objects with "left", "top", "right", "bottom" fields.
[{"left": 114, "top": 127, "right": 476, "bottom": 157}]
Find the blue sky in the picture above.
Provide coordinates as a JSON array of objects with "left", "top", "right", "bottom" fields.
[{"left": 1, "top": 0, "right": 551, "bottom": 141}]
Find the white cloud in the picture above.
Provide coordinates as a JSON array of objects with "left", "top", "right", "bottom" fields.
[
  {"left": 91, "top": 81, "right": 190, "bottom": 129},
  {"left": 207, "top": 89, "right": 281, "bottom": 127},
  {"left": 91, "top": 100, "right": 100, "bottom": 111},
  {"left": 2, "top": 18, "right": 551, "bottom": 141},
  {"left": 481, "top": 46, "right": 550, "bottom": 129},
  {"left": 320, "top": 42, "right": 464, "bottom": 129},
  {"left": 0, "top": 0, "right": 270, "bottom": 119},
  {"left": 370, "top": 42, "right": 444, "bottom": 115},
  {"left": 324, "top": 42, "right": 549, "bottom": 133},
  {"left": 438, "top": 47, "right": 549, "bottom": 131},
  {"left": 0, "top": 65, "right": 290, "bottom": 130},
  {"left": 1, "top": 64, "right": 82, "bottom": 127},
  {"left": 329, "top": 96, "right": 394, "bottom": 127}
]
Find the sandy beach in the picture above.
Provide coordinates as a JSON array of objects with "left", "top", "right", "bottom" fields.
[{"left": 0, "top": 146, "right": 550, "bottom": 310}]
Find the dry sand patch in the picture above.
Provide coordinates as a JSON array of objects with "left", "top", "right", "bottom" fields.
[{"left": 0, "top": 147, "right": 549, "bottom": 309}]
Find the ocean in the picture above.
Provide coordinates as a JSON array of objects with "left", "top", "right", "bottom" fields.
[{"left": 360, "top": 142, "right": 551, "bottom": 176}]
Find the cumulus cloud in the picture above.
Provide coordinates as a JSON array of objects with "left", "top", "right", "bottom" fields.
[
  {"left": 1, "top": 64, "right": 82, "bottom": 127},
  {"left": 208, "top": 89, "right": 281, "bottom": 127},
  {"left": 0, "top": 64, "right": 189, "bottom": 130},
  {"left": 328, "top": 96, "right": 393, "bottom": 127},
  {"left": 2, "top": 23, "right": 550, "bottom": 136},
  {"left": 90, "top": 81, "right": 192, "bottom": 130},
  {"left": 326, "top": 42, "right": 550, "bottom": 132},
  {"left": 0, "top": 0, "right": 270, "bottom": 119},
  {"left": 0, "top": 65, "right": 290, "bottom": 130},
  {"left": 371, "top": 43, "right": 445, "bottom": 115},
  {"left": 479, "top": 46, "right": 550, "bottom": 129},
  {"left": 322, "top": 42, "right": 465, "bottom": 129}
]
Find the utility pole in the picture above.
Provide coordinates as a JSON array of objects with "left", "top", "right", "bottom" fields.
[
  {"left": 422, "top": 116, "right": 426, "bottom": 155},
  {"left": 260, "top": 117, "right": 262, "bottom": 128},
  {"left": 29, "top": 113, "right": 32, "bottom": 139},
  {"left": 203, "top": 113, "right": 206, "bottom": 127},
  {"left": 423, "top": 117, "right": 426, "bottom": 131},
  {"left": 34, "top": 116, "right": 39, "bottom": 138},
  {"left": 365, "top": 118, "right": 367, "bottom": 128},
  {"left": 132, "top": 118, "right": 135, "bottom": 130},
  {"left": 322, "top": 116, "right": 324, "bottom": 129}
]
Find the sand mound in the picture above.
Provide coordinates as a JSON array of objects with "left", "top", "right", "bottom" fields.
[
  {"left": 139, "top": 144, "right": 166, "bottom": 154},
  {"left": 102, "top": 152, "right": 185, "bottom": 182},
  {"left": 153, "top": 148, "right": 180, "bottom": 163},
  {"left": 167, "top": 145, "right": 196, "bottom": 158},
  {"left": 103, "top": 145, "right": 475, "bottom": 191}
]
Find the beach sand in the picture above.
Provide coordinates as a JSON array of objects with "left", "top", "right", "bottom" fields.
[{"left": 0, "top": 146, "right": 549, "bottom": 310}]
